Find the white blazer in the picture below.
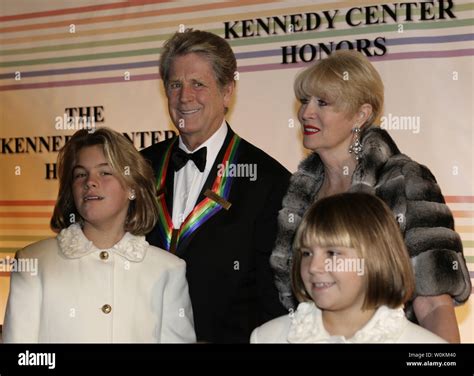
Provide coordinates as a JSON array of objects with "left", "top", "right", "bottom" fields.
[
  {"left": 251, "top": 302, "right": 446, "bottom": 343},
  {"left": 3, "top": 224, "right": 196, "bottom": 343}
]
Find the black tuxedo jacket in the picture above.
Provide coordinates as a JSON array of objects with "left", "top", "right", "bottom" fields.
[{"left": 141, "top": 126, "right": 290, "bottom": 343}]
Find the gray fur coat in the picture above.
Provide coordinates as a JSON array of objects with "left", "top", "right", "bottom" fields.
[{"left": 270, "top": 126, "right": 471, "bottom": 321}]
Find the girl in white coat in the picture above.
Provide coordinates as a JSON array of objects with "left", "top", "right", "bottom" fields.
[
  {"left": 3, "top": 127, "right": 196, "bottom": 343},
  {"left": 251, "top": 192, "right": 446, "bottom": 343}
]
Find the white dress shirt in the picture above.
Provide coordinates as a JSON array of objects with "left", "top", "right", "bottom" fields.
[{"left": 172, "top": 121, "right": 228, "bottom": 228}]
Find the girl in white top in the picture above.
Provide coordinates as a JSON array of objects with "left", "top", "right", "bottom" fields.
[
  {"left": 3, "top": 127, "right": 196, "bottom": 343},
  {"left": 251, "top": 192, "right": 446, "bottom": 343}
]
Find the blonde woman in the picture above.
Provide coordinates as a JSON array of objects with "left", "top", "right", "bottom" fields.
[{"left": 270, "top": 50, "right": 470, "bottom": 343}]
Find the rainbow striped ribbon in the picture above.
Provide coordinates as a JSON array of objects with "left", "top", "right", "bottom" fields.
[{"left": 155, "top": 135, "right": 241, "bottom": 252}]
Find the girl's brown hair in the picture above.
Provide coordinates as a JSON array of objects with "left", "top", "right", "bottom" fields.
[{"left": 50, "top": 127, "right": 158, "bottom": 235}]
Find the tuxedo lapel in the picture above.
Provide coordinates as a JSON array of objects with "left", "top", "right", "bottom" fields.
[
  {"left": 164, "top": 140, "right": 178, "bottom": 213},
  {"left": 196, "top": 126, "right": 236, "bottom": 204}
]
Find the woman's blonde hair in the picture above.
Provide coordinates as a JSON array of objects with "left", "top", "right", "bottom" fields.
[
  {"left": 292, "top": 192, "right": 414, "bottom": 310},
  {"left": 50, "top": 127, "right": 158, "bottom": 235},
  {"left": 294, "top": 50, "right": 384, "bottom": 126}
]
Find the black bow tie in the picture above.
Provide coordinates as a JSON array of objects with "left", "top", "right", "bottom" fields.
[{"left": 171, "top": 147, "right": 207, "bottom": 172}]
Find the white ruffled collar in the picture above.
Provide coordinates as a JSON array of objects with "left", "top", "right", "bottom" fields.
[
  {"left": 287, "top": 302, "right": 407, "bottom": 343},
  {"left": 57, "top": 223, "right": 148, "bottom": 262}
]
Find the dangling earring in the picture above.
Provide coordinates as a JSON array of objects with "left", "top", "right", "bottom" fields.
[
  {"left": 128, "top": 189, "right": 136, "bottom": 201},
  {"left": 348, "top": 127, "right": 362, "bottom": 161}
]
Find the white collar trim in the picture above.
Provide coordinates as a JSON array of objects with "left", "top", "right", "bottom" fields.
[
  {"left": 287, "top": 302, "right": 407, "bottom": 343},
  {"left": 57, "top": 223, "right": 148, "bottom": 262}
]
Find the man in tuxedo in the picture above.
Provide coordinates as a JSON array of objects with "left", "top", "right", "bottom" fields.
[{"left": 142, "top": 30, "right": 290, "bottom": 343}]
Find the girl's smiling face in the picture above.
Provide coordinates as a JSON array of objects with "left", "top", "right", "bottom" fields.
[{"left": 300, "top": 245, "right": 366, "bottom": 314}]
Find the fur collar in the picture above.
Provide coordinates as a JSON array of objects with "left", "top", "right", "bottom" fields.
[
  {"left": 287, "top": 302, "right": 407, "bottom": 343},
  {"left": 270, "top": 126, "right": 402, "bottom": 310},
  {"left": 57, "top": 223, "right": 148, "bottom": 262}
]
